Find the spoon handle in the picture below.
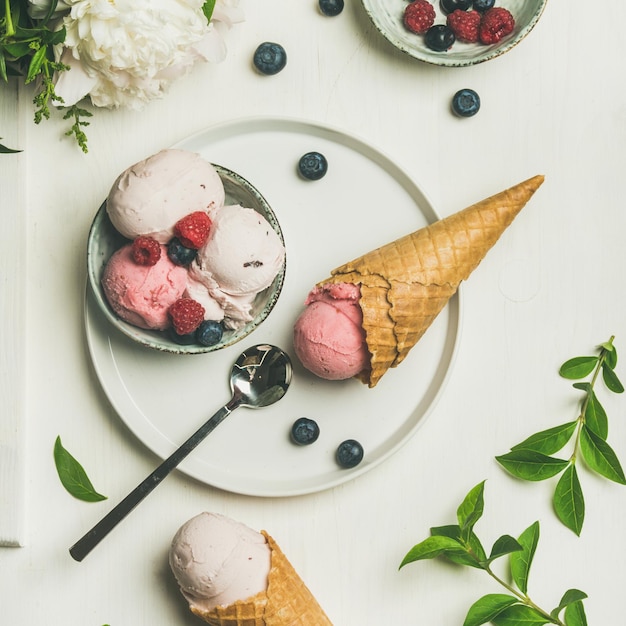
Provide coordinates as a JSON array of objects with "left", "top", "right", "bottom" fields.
[{"left": 69, "top": 401, "right": 237, "bottom": 562}]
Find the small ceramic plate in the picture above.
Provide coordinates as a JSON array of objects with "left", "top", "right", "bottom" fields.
[
  {"left": 87, "top": 165, "right": 286, "bottom": 355},
  {"left": 361, "top": 0, "right": 548, "bottom": 67}
]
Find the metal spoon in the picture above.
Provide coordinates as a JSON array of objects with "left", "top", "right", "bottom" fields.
[{"left": 69, "top": 343, "right": 292, "bottom": 562}]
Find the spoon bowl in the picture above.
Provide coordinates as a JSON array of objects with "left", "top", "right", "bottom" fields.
[
  {"left": 69, "top": 344, "right": 291, "bottom": 561},
  {"left": 231, "top": 344, "right": 292, "bottom": 409}
]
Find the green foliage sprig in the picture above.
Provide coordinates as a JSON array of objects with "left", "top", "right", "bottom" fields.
[
  {"left": 496, "top": 337, "right": 625, "bottom": 535},
  {"left": 400, "top": 481, "right": 587, "bottom": 626},
  {"left": 0, "top": 0, "right": 92, "bottom": 150}
]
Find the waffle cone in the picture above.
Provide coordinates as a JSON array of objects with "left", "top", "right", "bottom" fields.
[
  {"left": 191, "top": 532, "right": 333, "bottom": 626},
  {"left": 321, "top": 175, "right": 544, "bottom": 387}
]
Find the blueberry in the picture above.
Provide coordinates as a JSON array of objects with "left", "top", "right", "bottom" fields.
[
  {"left": 424, "top": 25, "right": 455, "bottom": 52},
  {"left": 290, "top": 417, "right": 320, "bottom": 445},
  {"left": 167, "top": 238, "right": 196, "bottom": 266},
  {"left": 169, "top": 329, "right": 197, "bottom": 345},
  {"left": 319, "top": 0, "right": 344, "bottom": 16},
  {"left": 253, "top": 42, "right": 287, "bottom": 75},
  {"left": 196, "top": 320, "right": 224, "bottom": 347},
  {"left": 440, "top": 0, "right": 472, "bottom": 13},
  {"left": 336, "top": 439, "right": 364, "bottom": 468},
  {"left": 451, "top": 88, "right": 481, "bottom": 117},
  {"left": 472, "top": 0, "right": 495, "bottom": 11},
  {"left": 298, "top": 152, "right": 328, "bottom": 180}
]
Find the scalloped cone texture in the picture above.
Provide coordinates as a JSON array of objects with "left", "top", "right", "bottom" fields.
[
  {"left": 321, "top": 175, "right": 545, "bottom": 388},
  {"left": 191, "top": 533, "right": 333, "bottom": 626}
]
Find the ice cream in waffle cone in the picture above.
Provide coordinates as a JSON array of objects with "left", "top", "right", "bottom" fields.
[
  {"left": 294, "top": 175, "right": 545, "bottom": 387},
  {"left": 170, "top": 513, "right": 332, "bottom": 626}
]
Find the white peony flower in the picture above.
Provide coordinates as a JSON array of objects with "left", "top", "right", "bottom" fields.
[{"left": 53, "top": 0, "right": 243, "bottom": 109}]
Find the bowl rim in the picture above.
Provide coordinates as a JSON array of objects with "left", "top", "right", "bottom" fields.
[
  {"left": 86, "top": 163, "right": 286, "bottom": 355},
  {"left": 361, "top": 0, "right": 549, "bottom": 67}
]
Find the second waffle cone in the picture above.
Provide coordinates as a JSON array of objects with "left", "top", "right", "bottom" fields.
[{"left": 321, "top": 175, "right": 545, "bottom": 387}]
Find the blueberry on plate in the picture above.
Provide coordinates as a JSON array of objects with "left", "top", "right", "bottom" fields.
[
  {"left": 196, "top": 320, "right": 224, "bottom": 347},
  {"left": 291, "top": 418, "right": 320, "bottom": 445},
  {"left": 451, "top": 88, "right": 481, "bottom": 117},
  {"left": 298, "top": 151, "right": 328, "bottom": 180},
  {"left": 167, "top": 237, "right": 197, "bottom": 266},
  {"left": 319, "top": 0, "right": 344, "bottom": 16},
  {"left": 424, "top": 25, "right": 456, "bottom": 52},
  {"left": 336, "top": 439, "right": 364, "bottom": 468},
  {"left": 472, "top": 0, "right": 495, "bottom": 11},
  {"left": 253, "top": 42, "right": 287, "bottom": 75},
  {"left": 440, "top": 0, "right": 472, "bottom": 13}
]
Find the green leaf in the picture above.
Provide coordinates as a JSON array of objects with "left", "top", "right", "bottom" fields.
[
  {"left": 550, "top": 589, "right": 588, "bottom": 618},
  {"left": 491, "top": 603, "right": 551, "bottom": 625},
  {"left": 580, "top": 426, "right": 626, "bottom": 484},
  {"left": 26, "top": 44, "right": 47, "bottom": 83},
  {"left": 430, "top": 525, "right": 486, "bottom": 568},
  {"left": 457, "top": 481, "right": 485, "bottom": 540},
  {"left": 399, "top": 535, "right": 464, "bottom": 568},
  {"left": 564, "top": 600, "right": 587, "bottom": 626},
  {"left": 496, "top": 450, "right": 569, "bottom": 481},
  {"left": 0, "top": 139, "right": 21, "bottom": 153},
  {"left": 510, "top": 521, "right": 540, "bottom": 594},
  {"left": 511, "top": 422, "right": 577, "bottom": 455},
  {"left": 53, "top": 436, "right": 107, "bottom": 502},
  {"left": 487, "top": 535, "right": 522, "bottom": 563},
  {"left": 202, "top": 0, "right": 217, "bottom": 22},
  {"left": 584, "top": 391, "right": 608, "bottom": 439},
  {"left": 602, "top": 362, "right": 624, "bottom": 393},
  {"left": 553, "top": 464, "right": 585, "bottom": 535},
  {"left": 463, "top": 594, "right": 519, "bottom": 626},
  {"left": 559, "top": 356, "right": 598, "bottom": 380},
  {"left": 602, "top": 341, "right": 618, "bottom": 369}
]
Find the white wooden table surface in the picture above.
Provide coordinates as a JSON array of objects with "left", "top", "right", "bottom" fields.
[{"left": 2, "top": 1, "right": 626, "bottom": 624}]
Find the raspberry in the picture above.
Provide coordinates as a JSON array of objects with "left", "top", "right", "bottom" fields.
[
  {"left": 174, "top": 211, "right": 212, "bottom": 249},
  {"left": 131, "top": 236, "right": 161, "bottom": 266},
  {"left": 478, "top": 7, "right": 515, "bottom": 44},
  {"left": 403, "top": 0, "right": 436, "bottom": 34},
  {"left": 447, "top": 9, "right": 481, "bottom": 43},
  {"left": 169, "top": 298, "right": 205, "bottom": 336}
]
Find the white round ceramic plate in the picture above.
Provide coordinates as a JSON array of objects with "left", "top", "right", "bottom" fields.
[
  {"left": 361, "top": 0, "right": 548, "bottom": 67},
  {"left": 84, "top": 117, "right": 462, "bottom": 497}
]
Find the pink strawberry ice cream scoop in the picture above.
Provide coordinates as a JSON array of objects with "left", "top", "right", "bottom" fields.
[
  {"left": 293, "top": 282, "right": 369, "bottom": 380},
  {"left": 101, "top": 243, "right": 187, "bottom": 330}
]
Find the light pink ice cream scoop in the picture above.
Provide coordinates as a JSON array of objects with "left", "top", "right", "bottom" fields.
[
  {"left": 106, "top": 149, "right": 225, "bottom": 243},
  {"left": 169, "top": 512, "right": 271, "bottom": 613},
  {"left": 101, "top": 243, "right": 187, "bottom": 330},
  {"left": 293, "top": 282, "right": 369, "bottom": 380}
]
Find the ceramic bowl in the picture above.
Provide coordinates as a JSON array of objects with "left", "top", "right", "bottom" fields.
[
  {"left": 87, "top": 164, "right": 286, "bottom": 354},
  {"left": 361, "top": 0, "right": 548, "bottom": 67}
]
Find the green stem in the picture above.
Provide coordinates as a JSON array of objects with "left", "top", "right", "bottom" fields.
[
  {"left": 569, "top": 336, "right": 614, "bottom": 463},
  {"left": 483, "top": 564, "right": 565, "bottom": 626}
]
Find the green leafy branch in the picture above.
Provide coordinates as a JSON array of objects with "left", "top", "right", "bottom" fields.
[
  {"left": 496, "top": 336, "right": 625, "bottom": 535},
  {"left": 1, "top": 0, "right": 91, "bottom": 151},
  {"left": 400, "top": 481, "right": 587, "bottom": 626}
]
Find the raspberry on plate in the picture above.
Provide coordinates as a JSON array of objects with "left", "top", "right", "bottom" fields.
[
  {"left": 131, "top": 236, "right": 161, "bottom": 266},
  {"left": 447, "top": 9, "right": 481, "bottom": 43},
  {"left": 174, "top": 211, "right": 212, "bottom": 249},
  {"left": 403, "top": 0, "right": 436, "bottom": 34},
  {"left": 169, "top": 298, "right": 205, "bottom": 336},
  {"left": 478, "top": 7, "right": 515, "bottom": 44}
]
